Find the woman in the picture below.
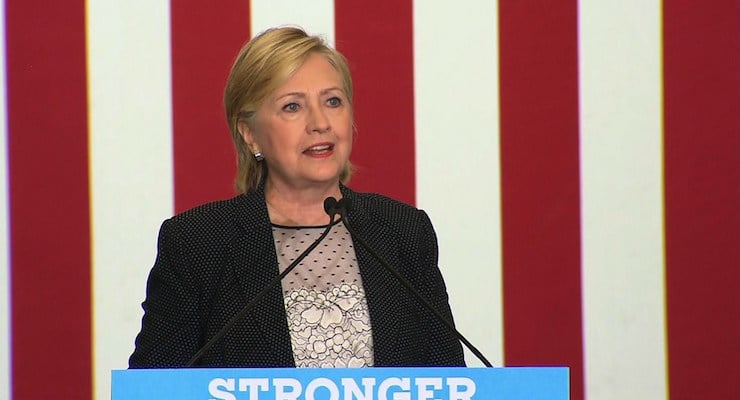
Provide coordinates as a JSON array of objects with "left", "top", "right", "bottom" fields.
[{"left": 129, "top": 27, "right": 464, "bottom": 368}]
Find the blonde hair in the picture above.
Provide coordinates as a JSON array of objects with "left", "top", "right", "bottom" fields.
[{"left": 224, "top": 26, "right": 354, "bottom": 193}]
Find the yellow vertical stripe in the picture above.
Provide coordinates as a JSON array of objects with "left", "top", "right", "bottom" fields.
[
  {"left": 414, "top": 0, "right": 504, "bottom": 367},
  {"left": 0, "top": 3, "right": 11, "bottom": 399},
  {"left": 87, "top": 2, "right": 174, "bottom": 399},
  {"left": 250, "top": 0, "right": 336, "bottom": 46},
  {"left": 579, "top": 1, "right": 667, "bottom": 399}
]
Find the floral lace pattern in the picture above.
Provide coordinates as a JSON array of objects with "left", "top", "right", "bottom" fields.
[{"left": 284, "top": 283, "right": 374, "bottom": 368}]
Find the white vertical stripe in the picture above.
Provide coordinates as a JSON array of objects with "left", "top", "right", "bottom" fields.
[
  {"left": 414, "top": 0, "right": 503, "bottom": 366},
  {"left": 0, "top": 2, "right": 11, "bottom": 398},
  {"left": 87, "top": 2, "right": 174, "bottom": 399},
  {"left": 579, "top": 2, "right": 666, "bottom": 399},
  {"left": 250, "top": 0, "right": 335, "bottom": 46}
]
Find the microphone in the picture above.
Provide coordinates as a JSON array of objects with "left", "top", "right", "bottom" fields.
[
  {"left": 323, "top": 196, "right": 340, "bottom": 217},
  {"left": 336, "top": 197, "right": 493, "bottom": 367},
  {"left": 186, "top": 198, "right": 341, "bottom": 366}
]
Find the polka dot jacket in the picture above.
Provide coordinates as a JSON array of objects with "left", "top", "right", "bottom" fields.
[{"left": 128, "top": 183, "right": 465, "bottom": 368}]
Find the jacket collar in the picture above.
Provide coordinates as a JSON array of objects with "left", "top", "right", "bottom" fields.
[
  {"left": 339, "top": 185, "right": 404, "bottom": 365},
  {"left": 230, "top": 182, "right": 404, "bottom": 366},
  {"left": 228, "top": 183, "right": 295, "bottom": 366}
]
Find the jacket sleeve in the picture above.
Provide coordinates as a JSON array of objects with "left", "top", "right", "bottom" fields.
[
  {"left": 417, "top": 210, "right": 466, "bottom": 366},
  {"left": 128, "top": 218, "right": 203, "bottom": 368}
]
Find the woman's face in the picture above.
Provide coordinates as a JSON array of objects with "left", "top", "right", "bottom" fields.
[{"left": 241, "top": 53, "right": 353, "bottom": 192}]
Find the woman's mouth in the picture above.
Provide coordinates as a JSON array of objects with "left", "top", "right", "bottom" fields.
[{"left": 304, "top": 143, "right": 334, "bottom": 157}]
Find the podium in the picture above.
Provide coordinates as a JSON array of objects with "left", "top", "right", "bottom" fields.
[{"left": 112, "top": 366, "right": 568, "bottom": 399}]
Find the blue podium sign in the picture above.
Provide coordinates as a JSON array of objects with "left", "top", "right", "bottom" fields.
[{"left": 112, "top": 367, "right": 568, "bottom": 400}]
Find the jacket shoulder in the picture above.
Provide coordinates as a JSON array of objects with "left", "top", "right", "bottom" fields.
[
  {"left": 158, "top": 196, "right": 247, "bottom": 262},
  {"left": 351, "top": 191, "right": 428, "bottom": 225},
  {"left": 169, "top": 196, "right": 240, "bottom": 226}
]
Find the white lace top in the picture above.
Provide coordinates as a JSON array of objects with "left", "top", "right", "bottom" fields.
[{"left": 272, "top": 221, "right": 375, "bottom": 368}]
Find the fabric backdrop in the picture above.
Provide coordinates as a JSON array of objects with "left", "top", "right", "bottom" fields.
[{"left": 1, "top": 1, "right": 739, "bottom": 399}]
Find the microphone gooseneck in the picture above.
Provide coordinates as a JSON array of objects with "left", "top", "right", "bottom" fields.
[
  {"left": 336, "top": 197, "right": 493, "bottom": 367},
  {"left": 186, "top": 197, "right": 341, "bottom": 366}
]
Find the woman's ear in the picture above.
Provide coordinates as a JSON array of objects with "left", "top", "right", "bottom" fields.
[{"left": 237, "top": 119, "right": 257, "bottom": 151}]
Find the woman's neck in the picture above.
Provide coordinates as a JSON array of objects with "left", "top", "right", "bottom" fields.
[{"left": 264, "top": 181, "right": 342, "bottom": 226}]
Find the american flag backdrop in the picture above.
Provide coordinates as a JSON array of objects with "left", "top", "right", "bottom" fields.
[{"left": 1, "top": 1, "right": 739, "bottom": 399}]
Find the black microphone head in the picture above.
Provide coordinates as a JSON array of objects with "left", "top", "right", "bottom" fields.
[
  {"left": 338, "top": 197, "right": 353, "bottom": 213},
  {"left": 324, "top": 197, "right": 339, "bottom": 217}
]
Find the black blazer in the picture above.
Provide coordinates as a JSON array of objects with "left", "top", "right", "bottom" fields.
[{"left": 129, "top": 184, "right": 464, "bottom": 368}]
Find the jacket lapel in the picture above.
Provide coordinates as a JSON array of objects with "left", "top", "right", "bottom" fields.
[
  {"left": 340, "top": 186, "right": 403, "bottom": 366},
  {"left": 223, "top": 184, "right": 405, "bottom": 366},
  {"left": 228, "top": 186, "right": 295, "bottom": 366}
]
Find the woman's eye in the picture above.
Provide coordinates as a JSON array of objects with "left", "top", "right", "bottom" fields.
[
  {"left": 282, "top": 103, "right": 300, "bottom": 112},
  {"left": 326, "top": 97, "right": 342, "bottom": 107}
]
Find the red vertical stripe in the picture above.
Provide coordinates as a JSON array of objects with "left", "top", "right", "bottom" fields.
[
  {"left": 171, "top": 1, "right": 251, "bottom": 213},
  {"left": 499, "top": 3, "right": 584, "bottom": 399},
  {"left": 664, "top": 1, "right": 740, "bottom": 398},
  {"left": 6, "top": 1, "right": 91, "bottom": 399},
  {"left": 334, "top": 2, "right": 416, "bottom": 206}
]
